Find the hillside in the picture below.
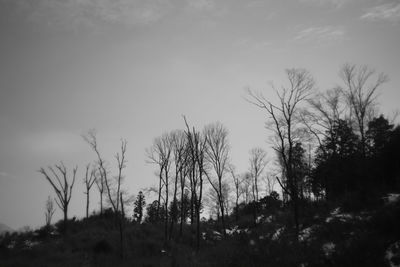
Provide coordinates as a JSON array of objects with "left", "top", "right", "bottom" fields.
[
  {"left": 0, "top": 193, "right": 399, "bottom": 267},
  {"left": 0, "top": 223, "right": 13, "bottom": 235}
]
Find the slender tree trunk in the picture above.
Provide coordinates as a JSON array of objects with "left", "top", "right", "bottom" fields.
[
  {"left": 157, "top": 171, "right": 162, "bottom": 221},
  {"left": 169, "top": 170, "right": 179, "bottom": 240},
  {"left": 360, "top": 121, "right": 366, "bottom": 158},
  {"left": 190, "top": 172, "right": 194, "bottom": 226},
  {"left": 255, "top": 176, "right": 259, "bottom": 202},
  {"left": 99, "top": 191, "right": 103, "bottom": 215},
  {"left": 218, "top": 179, "right": 226, "bottom": 236},
  {"left": 196, "top": 171, "right": 203, "bottom": 251},
  {"left": 235, "top": 198, "right": 239, "bottom": 222},
  {"left": 164, "top": 168, "right": 169, "bottom": 241},
  {"left": 179, "top": 172, "right": 185, "bottom": 237},
  {"left": 196, "top": 203, "right": 201, "bottom": 251},
  {"left": 219, "top": 195, "right": 226, "bottom": 236},
  {"left": 86, "top": 191, "right": 90, "bottom": 218},
  {"left": 119, "top": 193, "right": 124, "bottom": 259},
  {"left": 63, "top": 207, "right": 68, "bottom": 234}
]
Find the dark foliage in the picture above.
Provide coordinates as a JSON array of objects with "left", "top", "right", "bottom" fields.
[{"left": 133, "top": 191, "right": 146, "bottom": 223}]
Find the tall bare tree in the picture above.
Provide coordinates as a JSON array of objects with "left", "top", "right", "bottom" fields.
[
  {"left": 228, "top": 164, "right": 242, "bottom": 222},
  {"left": 184, "top": 117, "right": 207, "bottom": 250},
  {"left": 302, "top": 87, "right": 345, "bottom": 154},
  {"left": 339, "top": 63, "right": 388, "bottom": 157},
  {"left": 179, "top": 150, "right": 190, "bottom": 237},
  {"left": 94, "top": 165, "right": 105, "bottom": 215},
  {"left": 246, "top": 68, "right": 315, "bottom": 239},
  {"left": 204, "top": 122, "right": 230, "bottom": 236},
  {"left": 240, "top": 172, "right": 253, "bottom": 204},
  {"left": 115, "top": 139, "right": 128, "bottom": 212},
  {"left": 169, "top": 130, "right": 187, "bottom": 240},
  {"left": 39, "top": 162, "right": 77, "bottom": 234},
  {"left": 45, "top": 196, "right": 56, "bottom": 227},
  {"left": 147, "top": 133, "right": 172, "bottom": 240},
  {"left": 83, "top": 164, "right": 96, "bottom": 218},
  {"left": 263, "top": 173, "right": 277, "bottom": 195},
  {"left": 249, "top": 147, "right": 268, "bottom": 202},
  {"left": 83, "top": 130, "right": 127, "bottom": 213},
  {"left": 83, "top": 130, "right": 113, "bottom": 209},
  {"left": 83, "top": 130, "right": 128, "bottom": 259}
]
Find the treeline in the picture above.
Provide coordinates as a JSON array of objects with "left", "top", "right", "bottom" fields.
[
  {"left": 144, "top": 63, "right": 400, "bottom": 244},
  {"left": 38, "top": 63, "right": 400, "bottom": 253}
]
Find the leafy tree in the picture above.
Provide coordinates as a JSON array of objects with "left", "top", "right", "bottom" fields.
[
  {"left": 381, "top": 126, "right": 400, "bottom": 189},
  {"left": 133, "top": 191, "right": 146, "bottom": 223},
  {"left": 259, "top": 190, "right": 281, "bottom": 211},
  {"left": 145, "top": 200, "right": 165, "bottom": 224},
  {"left": 366, "top": 115, "right": 393, "bottom": 156},
  {"left": 313, "top": 119, "right": 360, "bottom": 200},
  {"left": 291, "top": 143, "right": 308, "bottom": 200}
]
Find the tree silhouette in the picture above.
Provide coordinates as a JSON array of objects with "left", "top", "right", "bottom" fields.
[
  {"left": 313, "top": 119, "right": 360, "bottom": 200},
  {"left": 146, "top": 133, "right": 172, "bottom": 240},
  {"left": 184, "top": 117, "right": 207, "bottom": 250},
  {"left": 133, "top": 191, "right": 146, "bottom": 223},
  {"left": 339, "top": 63, "right": 388, "bottom": 157},
  {"left": 44, "top": 196, "right": 56, "bottom": 227},
  {"left": 39, "top": 162, "right": 77, "bottom": 234},
  {"left": 83, "top": 163, "right": 96, "bottom": 218},
  {"left": 246, "top": 68, "right": 315, "bottom": 240},
  {"left": 204, "top": 122, "right": 230, "bottom": 237}
]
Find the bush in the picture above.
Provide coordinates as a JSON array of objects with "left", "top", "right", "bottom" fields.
[{"left": 93, "top": 239, "right": 113, "bottom": 254}]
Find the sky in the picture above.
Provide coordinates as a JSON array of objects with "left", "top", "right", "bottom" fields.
[{"left": 0, "top": 0, "right": 399, "bottom": 230}]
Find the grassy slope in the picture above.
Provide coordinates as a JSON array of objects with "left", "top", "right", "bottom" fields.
[{"left": 1, "top": 197, "right": 399, "bottom": 267}]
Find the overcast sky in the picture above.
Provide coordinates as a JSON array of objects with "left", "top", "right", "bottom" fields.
[{"left": 0, "top": 0, "right": 399, "bottom": 230}]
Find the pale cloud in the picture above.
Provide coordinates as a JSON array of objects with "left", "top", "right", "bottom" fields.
[
  {"left": 361, "top": 2, "right": 400, "bottom": 23},
  {"left": 0, "top": 0, "right": 232, "bottom": 34},
  {"left": 246, "top": 0, "right": 268, "bottom": 8},
  {"left": 185, "top": 0, "right": 215, "bottom": 11},
  {"left": 93, "top": 0, "right": 173, "bottom": 25},
  {"left": 0, "top": 171, "right": 9, "bottom": 177},
  {"left": 21, "top": 131, "right": 82, "bottom": 156},
  {"left": 298, "top": 0, "right": 350, "bottom": 8},
  {"left": 293, "top": 26, "right": 346, "bottom": 44},
  {"left": 2, "top": 0, "right": 174, "bottom": 33},
  {"left": 233, "top": 39, "right": 272, "bottom": 50}
]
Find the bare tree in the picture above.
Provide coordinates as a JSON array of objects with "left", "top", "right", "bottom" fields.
[
  {"left": 83, "top": 130, "right": 127, "bottom": 213},
  {"left": 339, "top": 63, "right": 389, "bottom": 157},
  {"left": 83, "top": 130, "right": 128, "bottom": 259},
  {"left": 240, "top": 172, "right": 253, "bottom": 204},
  {"left": 83, "top": 130, "right": 113, "bottom": 210},
  {"left": 169, "top": 130, "right": 187, "bottom": 240},
  {"left": 228, "top": 165, "right": 242, "bottom": 222},
  {"left": 45, "top": 196, "right": 56, "bottom": 227},
  {"left": 39, "top": 163, "right": 77, "bottom": 234},
  {"left": 302, "top": 87, "right": 345, "bottom": 153},
  {"left": 179, "top": 150, "right": 190, "bottom": 237},
  {"left": 249, "top": 147, "right": 268, "bottom": 202},
  {"left": 248, "top": 147, "right": 267, "bottom": 226},
  {"left": 94, "top": 165, "right": 105, "bottom": 215},
  {"left": 246, "top": 68, "right": 315, "bottom": 239},
  {"left": 263, "top": 173, "right": 277, "bottom": 195},
  {"left": 204, "top": 122, "right": 230, "bottom": 236},
  {"left": 147, "top": 133, "right": 172, "bottom": 240},
  {"left": 184, "top": 117, "right": 207, "bottom": 251},
  {"left": 115, "top": 139, "right": 128, "bottom": 212},
  {"left": 83, "top": 164, "right": 96, "bottom": 218}
]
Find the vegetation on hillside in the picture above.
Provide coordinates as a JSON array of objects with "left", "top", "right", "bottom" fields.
[{"left": 1, "top": 64, "right": 400, "bottom": 266}]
